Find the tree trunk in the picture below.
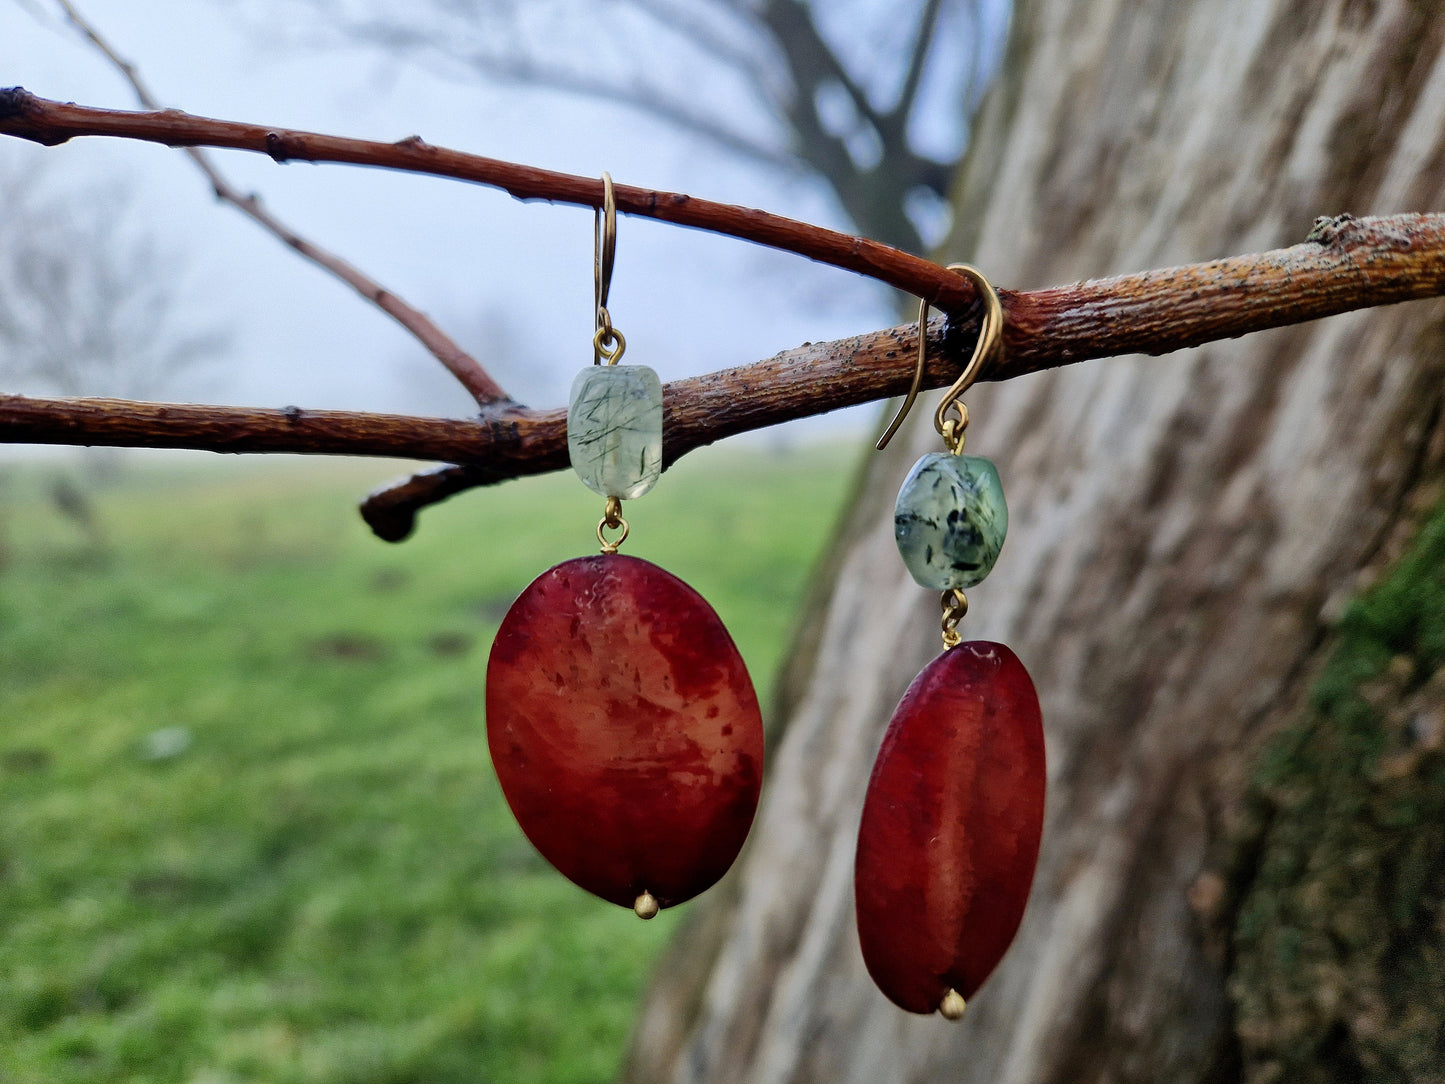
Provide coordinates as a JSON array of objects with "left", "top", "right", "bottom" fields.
[{"left": 622, "top": 1, "right": 1445, "bottom": 1081}]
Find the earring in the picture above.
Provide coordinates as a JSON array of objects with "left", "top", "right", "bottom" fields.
[
  {"left": 855, "top": 266, "right": 1046, "bottom": 1019},
  {"left": 485, "top": 174, "right": 764, "bottom": 920}
]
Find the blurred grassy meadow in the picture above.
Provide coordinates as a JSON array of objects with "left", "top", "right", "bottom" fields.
[{"left": 0, "top": 443, "right": 854, "bottom": 1083}]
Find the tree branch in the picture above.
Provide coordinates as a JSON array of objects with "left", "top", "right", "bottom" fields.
[
  {"left": 462, "top": 49, "right": 802, "bottom": 177},
  {"left": 628, "top": 0, "right": 774, "bottom": 84},
  {"left": 336, "top": 13, "right": 799, "bottom": 178},
  {"left": 760, "top": 0, "right": 888, "bottom": 140},
  {"left": 45, "top": 5, "right": 510, "bottom": 408},
  {"left": 890, "top": 0, "right": 948, "bottom": 131},
  {"left": 0, "top": 89, "right": 981, "bottom": 309},
  {"left": 3, "top": 213, "right": 1442, "bottom": 539},
  {"left": 750, "top": 0, "right": 933, "bottom": 252},
  {"left": 0, "top": 394, "right": 508, "bottom": 461},
  {"left": 640, "top": 0, "right": 799, "bottom": 160}
]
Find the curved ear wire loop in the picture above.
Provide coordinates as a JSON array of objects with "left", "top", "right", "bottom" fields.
[
  {"left": 593, "top": 172, "right": 625, "bottom": 365},
  {"left": 876, "top": 264, "right": 1004, "bottom": 452}
]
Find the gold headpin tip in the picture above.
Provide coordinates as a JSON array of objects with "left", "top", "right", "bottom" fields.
[
  {"left": 634, "top": 891, "right": 659, "bottom": 920},
  {"left": 939, "top": 989, "right": 967, "bottom": 1020}
]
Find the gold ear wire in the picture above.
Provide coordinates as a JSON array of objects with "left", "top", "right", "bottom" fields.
[
  {"left": 593, "top": 172, "right": 624, "bottom": 365},
  {"left": 876, "top": 264, "right": 1004, "bottom": 452}
]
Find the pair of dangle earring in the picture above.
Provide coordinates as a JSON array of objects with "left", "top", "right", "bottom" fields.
[
  {"left": 485, "top": 174, "right": 764, "bottom": 920},
  {"left": 485, "top": 201, "right": 1037, "bottom": 1007},
  {"left": 855, "top": 266, "right": 1047, "bottom": 1019}
]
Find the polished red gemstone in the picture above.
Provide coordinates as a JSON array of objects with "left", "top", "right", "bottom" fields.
[
  {"left": 486, "top": 554, "right": 763, "bottom": 911},
  {"left": 855, "top": 641, "right": 1045, "bottom": 1013}
]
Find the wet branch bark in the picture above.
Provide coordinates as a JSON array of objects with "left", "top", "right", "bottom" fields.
[
  {"left": 2, "top": 212, "right": 1444, "bottom": 538},
  {"left": 4, "top": 90, "right": 1445, "bottom": 539}
]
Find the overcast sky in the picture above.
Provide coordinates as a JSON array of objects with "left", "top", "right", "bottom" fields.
[{"left": 2, "top": 0, "right": 925, "bottom": 443}]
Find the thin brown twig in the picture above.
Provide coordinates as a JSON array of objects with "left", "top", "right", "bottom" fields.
[
  {"left": 0, "top": 395, "right": 507, "bottom": 462},
  {"left": 41, "top": 10, "right": 509, "bottom": 407},
  {"left": 0, "top": 88, "right": 985, "bottom": 310},
  {"left": 3, "top": 213, "right": 1443, "bottom": 539}
]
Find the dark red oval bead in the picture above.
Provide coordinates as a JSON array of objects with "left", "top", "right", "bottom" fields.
[
  {"left": 486, "top": 554, "right": 763, "bottom": 911},
  {"left": 855, "top": 641, "right": 1045, "bottom": 1013}
]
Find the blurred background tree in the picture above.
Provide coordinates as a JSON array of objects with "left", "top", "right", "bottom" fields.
[
  {"left": 293, "top": 0, "right": 1002, "bottom": 255},
  {"left": 0, "top": 159, "right": 224, "bottom": 403},
  {"left": 0, "top": 155, "right": 224, "bottom": 542}
]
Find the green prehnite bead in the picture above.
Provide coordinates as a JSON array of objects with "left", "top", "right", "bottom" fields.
[
  {"left": 568, "top": 365, "right": 663, "bottom": 499},
  {"left": 894, "top": 452, "right": 1008, "bottom": 590}
]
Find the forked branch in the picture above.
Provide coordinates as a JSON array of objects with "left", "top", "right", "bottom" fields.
[
  {"left": 39, "top": 11, "right": 509, "bottom": 407},
  {"left": 2, "top": 93, "right": 1444, "bottom": 539},
  {"left": 2, "top": 210, "right": 1443, "bottom": 538},
  {"left": 0, "top": 89, "right": 985, "bottom": 309}
]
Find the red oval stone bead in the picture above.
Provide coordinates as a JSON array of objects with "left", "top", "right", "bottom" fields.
[
  {"left": 486, "top": 554, "right": 764, "bottom": 911},
  {"left": 855, "top": 641, "right": 1045, "bottom": 1013}
]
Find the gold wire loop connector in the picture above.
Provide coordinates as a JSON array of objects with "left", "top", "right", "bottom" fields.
[
  {"left": 597, "top": 496, "right": 630, "bottom": 554},
  {"left": 592, "top": 326, "right": 627, "bottom": 365},
  {"left": 940, "top": 589, "right": 968, "bottom": 648},
  {"left": 593, "top": 172, "right": 622, "bottom": 366},
  {"left": 877, "top": 263, "right": 1004, "bottom": 451},
  {"left": 939, "top": 404, "right": 970, "bottom": 455}
]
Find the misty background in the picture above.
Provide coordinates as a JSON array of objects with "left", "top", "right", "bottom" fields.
[{"left": 1, "top": 0, "right": 1005, "bottom": 432}]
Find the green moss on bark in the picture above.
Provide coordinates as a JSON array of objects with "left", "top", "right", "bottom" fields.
[{"left": 1230, "top": 503, "right": 1445, "bottom": 1083}]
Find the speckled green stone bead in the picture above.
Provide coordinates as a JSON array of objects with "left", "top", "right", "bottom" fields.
[
  {"left": 568, "top": 365, "right": 663, "bottom": 500},
  {"left": 894, "top": 452, "right": 1008, "bottom": 590}
]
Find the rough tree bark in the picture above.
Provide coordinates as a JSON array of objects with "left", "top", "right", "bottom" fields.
[{"left": 622, "top": 2, "right": 1445, "bottom": 1082}]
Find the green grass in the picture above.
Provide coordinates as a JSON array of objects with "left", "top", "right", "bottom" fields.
[{"left": 0, "top": 444, "right": 854, "bottom": 1084}]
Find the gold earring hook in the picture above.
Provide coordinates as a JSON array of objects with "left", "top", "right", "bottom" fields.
[
  {"left": 876, "top": 263, "right": 1004, "bottom": 452},
  {"left": 593, "top": 172, "right": 624, "bottom": 365}
]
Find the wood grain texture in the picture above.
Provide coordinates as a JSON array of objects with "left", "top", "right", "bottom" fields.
[{"left": 622, "top": 2, "right": 1445, "bottom": 1081}]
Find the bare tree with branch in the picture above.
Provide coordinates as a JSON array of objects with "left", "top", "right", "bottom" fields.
[
  {"left": 0, "top": 157, "right": 225, "bottom": 402},
  {"left": 288, "top": 0, "right": 994, "bottom": 254}
]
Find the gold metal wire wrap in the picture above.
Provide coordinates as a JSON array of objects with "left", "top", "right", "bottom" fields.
[
  {"left": 590, "top": 173, "right": 633, "bottom": 552},
  {"left": 941, "top": 589, "right": 969, "bottom": 649},
  {"left": 593, "top": 171, "right": 625, "bottom": 365},
  {"left": 877, "top": 263, "right": 1004, "bottom": 453},
  {"left": 597, "top": 496, "right": 630, "bottom": 554}
]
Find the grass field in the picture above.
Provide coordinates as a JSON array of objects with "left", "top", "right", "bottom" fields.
[{"left": 0, "top": 444, "right": 855, "bottom": 1084}]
